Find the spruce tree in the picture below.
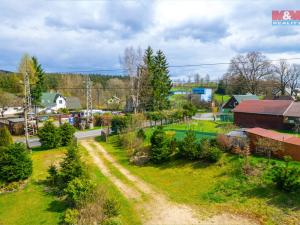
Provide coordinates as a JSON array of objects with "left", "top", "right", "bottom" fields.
[
  {"left": 31, "top": 56, "right": 45, "bottom": 106},
  {"left": 151, "top": 50, "right": 172, "bottom": 111},
  {"left": 0, "top": 143, "right": 33, "bottom": 182}
]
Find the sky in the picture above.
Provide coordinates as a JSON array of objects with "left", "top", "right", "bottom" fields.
[{"left": 1, "top": 0, "right": 300, "bottom": 80}]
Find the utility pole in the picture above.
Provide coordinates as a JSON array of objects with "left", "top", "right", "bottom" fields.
[
  {"left": 23, "top": 62, "right": 32, "bottom": 149},
  {"left": 86, "top": 75, "right": 93, "bottom": 129}
]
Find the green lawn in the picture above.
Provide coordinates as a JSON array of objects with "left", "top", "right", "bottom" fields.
[
  {"left": 0, "top": 148, "right": 66, "bottom": 225},
  {"left": 0, "top": 146, "right": 141, "bottom": 225},
  {"left": 144, "top": 120, "right": 235, "bottom": 142},
  {"left": 99, "top": 136, "right": 300, "bottom": 225}
]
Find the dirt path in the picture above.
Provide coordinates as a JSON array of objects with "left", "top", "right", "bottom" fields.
[{"left": 80, "top": 139, "right": 258, "bottom": 225}]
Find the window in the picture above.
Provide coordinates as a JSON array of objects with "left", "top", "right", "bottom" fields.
[{"left": 59, "top": 100, "right": 63, "bottom": 104}]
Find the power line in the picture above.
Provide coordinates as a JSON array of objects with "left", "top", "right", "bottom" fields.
[{"left": 4, "top": 56, "right": 300, "bottom": 75}]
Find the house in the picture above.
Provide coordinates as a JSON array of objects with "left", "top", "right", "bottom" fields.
[
  {"left": 0, "top": 93, "right": 23, "bottom": 117},
  {"left": 246, "top": 127, "right": 300, "bottom": 161},
  {"left": 222, "top": 95, "right": 259, "bottom": 113},
  {"left": 66, "top": 97, "right": 82, "bottom": 110},
  {"left": 40, "top": 92, "right": 66, "bottom": 113},
  {"left": 232, "top": 100, "right": 300, "bottom": 130},
  {"left": 192, "top": 88, "right": 212, "bottom": 102}
]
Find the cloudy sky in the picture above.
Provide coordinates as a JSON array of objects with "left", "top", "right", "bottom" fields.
[{"left": 1, "top": 0, "right": 300, "bottom": 80}]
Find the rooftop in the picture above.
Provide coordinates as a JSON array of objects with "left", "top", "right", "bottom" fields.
[
  {"left": 233, "top": 95, "right": 259, "bottom": 103},
  {"left": 233, "top": 100, "right": 293, "bottom": 115},
  {"left": 246, "top": 127, "right": 300, "bottom": 146}
]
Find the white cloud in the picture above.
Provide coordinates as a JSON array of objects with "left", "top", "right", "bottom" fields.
[{"left": 0, "top": 0, "right": 300, "bottom": 80}]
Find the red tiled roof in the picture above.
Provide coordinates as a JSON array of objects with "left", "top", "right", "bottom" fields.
[
  {"left": 284, "top": 102, "right": 300, "bottom": 117},
  {"left": 233, "top": 100, "right": 293, "bottom": 115},
  {"left": 246, "top": 127, "right": 300, "bottom": 146}
]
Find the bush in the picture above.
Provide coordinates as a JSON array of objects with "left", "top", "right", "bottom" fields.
[
  {"left": 206, "top": 146, "right": 223, "bottom": 163},
  {"left": 268, "top": 158, "right": 300, "bottom": 192},
  {"left": 63, "top": 208, "right": 79, "bottom": 225},
  {"left": 64, "top": 177, "right": 96, "bottom": 207},
  {"left": 0, "top": 143, "right": 32, "bottom": 183},
  {"left": 47, "top": 164, "right": 58, "bottom": 186},
  {"left": 178, "top": 130, "right": 199, "bottom": 160},
  {"left": 102, "top": 218, "right": 122, "bottom": 225},
  {"left": 198, "top": 138, "right": 210, "bottom": 158},
  {"left": 150, "top": 127, "right": 172, "bottom": 163},
  {"left": 137, "top": 128, "right": 146, "bottom": 140},
  {"left": 183, "top": 103, "right": 197, "bottom": 118},
  {"left": 111, "top": 115, "right": 129, "bottom": 134},
  {"left": 216, "top": 134, "right": 231, "bottom": 151},
  {"left": 103, "top": 198, "right": 120, "bottom": 218},
  {"left": 38, "top": 121, "right": 62, "bottom": 149},
  {"left": 60, "top": 123, "right": 76, "bottom": 146},
  {"left": 0, "top": 126, "right": 13, "bottom": 147},
  {"left": 118, "top": 132, "right": 143, "bottom": 155},
  {"left": 59, "top": 145, "right": 85, "bottom": 188}
]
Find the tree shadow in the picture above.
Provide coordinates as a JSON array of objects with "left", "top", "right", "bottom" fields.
[
  {"left": 47, "top": 199, "right": 67, "bottom": 213},
  {"left": 33, "top": 179, "right": 68, "bottom": 213}
]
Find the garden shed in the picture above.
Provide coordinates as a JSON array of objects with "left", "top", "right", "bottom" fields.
[
  {"left": 246, "top": 127, "right": 300, "bottom": 161},
  {"left": 233, "top": 100, "right": 294, "bottom": 130},
  {"left": 0, "top": 117, "right": 25, "bottom": 135}
]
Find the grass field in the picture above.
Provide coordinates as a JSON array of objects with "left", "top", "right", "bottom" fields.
[
  {"left": 0, "top": 148, "right": 66, "bottom": 225},
  {"left": 0, "top": 146, "right": 141, "bottom": 225},
  {"left": 100, "top": 135, "right": 300, "bottom": 225},
  {"left": 144, "top": 120, "right": 234, "bottom": 142}
]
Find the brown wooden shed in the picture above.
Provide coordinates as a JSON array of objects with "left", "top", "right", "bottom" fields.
[
  {"left": 233, "top": 100, "right": 294, "bottom": 130},
  {"left": 246, "top": 127, "right": 300, "bottom": 161}
]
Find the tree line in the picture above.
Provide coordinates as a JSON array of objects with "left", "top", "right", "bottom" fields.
[{"left": 216, "top": 51, "right": 300, "bottom": 97}]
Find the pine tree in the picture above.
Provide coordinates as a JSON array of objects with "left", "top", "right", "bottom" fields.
[
  {"left": 151, "top": 50, "right": 172, "bottom": 111},
  {"left": 31, "top": 56, "right": 45, "bottom": 106}
]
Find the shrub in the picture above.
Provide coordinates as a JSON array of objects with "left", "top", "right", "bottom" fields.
[
  {"left": 102, "top": 218, "right": 122, "bottom": 225},
  {"left": 198, "top": 138, "right": 211, "bottom": 158},
  {"left": 268, "top": 157, "right": 300, "bottom": 192},
  {"left": 64, "top": 177, "right": 96, "bottom": 207},
  {"left": 103, "top": 198, "right": 120, "bottom": 218},
  {"left": 111, "top": 115, "right": 129, "bottom": 134},
  {"left": 150, "top": 127, "right": 172, "bottom": 163},
  {"left": 137, "top": 128, "right": 146, "bottom": 140},
  {"left": 216, "top": 134, "right": 231, "bottom": 151},
  {"left": 59, "top": 145, "right": 85, "bottom": 188},
  {"left": 47, "top": 164, "right": 58, "bottom": 186},
  {"left": 118, "top": 132, "right": 143, "bottom": 155},
  {"left": 178, "top": 130, "right": 199, "bottom": 160},
  {"left": 182, "top": 103, "right": 197, "bottom": 118},
  {"left": 38, "top": 121, "right": 61, "bottom": 149},
  {"left": 60, "top": 123, "right": 76, "bottom": 146},
  {"left": 63, "top": 208, "right": 79, "bottom": 225},
  {"left": 206, "top": 146, "right": 223, "bottom": 163},
  {"left": 0, "top": 126, "right": 13, "bottom": 147},
  {"left": 0, "top": 143, "right": 32, "bottom": 183}
]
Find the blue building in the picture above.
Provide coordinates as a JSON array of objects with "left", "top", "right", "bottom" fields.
[{"left": 192, "top": 88, "right": 212, "bottom": 102}]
